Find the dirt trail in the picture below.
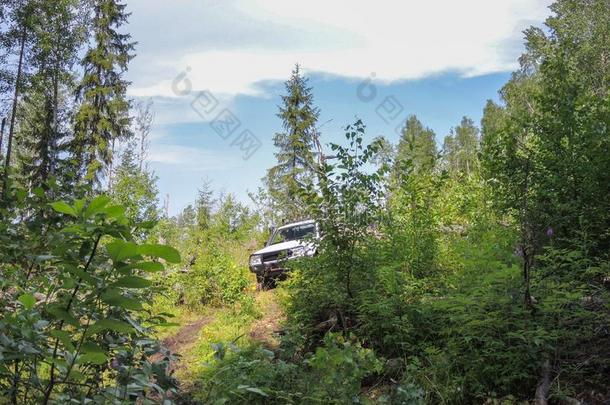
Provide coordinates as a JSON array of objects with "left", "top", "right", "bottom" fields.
[
  {"left": 162, "top": 316, "right": 213, "bottom": 356},
  {"left": 159, "top": 290, "right": 284, "bottom": 364},
  {"left": 248, "top": 290, "right": 286, "bottom": 349}
]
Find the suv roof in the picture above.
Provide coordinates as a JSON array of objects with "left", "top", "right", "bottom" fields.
[{"left": 276, "top": 219, "right": 315, "bottom": 231}]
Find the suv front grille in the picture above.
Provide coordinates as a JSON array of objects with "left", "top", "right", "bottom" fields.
[
  {"left": 262, "top": 250, "right": 293, "bottom": 263},
  {"left": 262, "top": 252, "right": 280, "bottom": 263}
]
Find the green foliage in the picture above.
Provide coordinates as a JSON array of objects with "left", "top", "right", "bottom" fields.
[
  {"left": 441, "top": 116, "right": 480, "bottom": 177},
  {"left": 393, "top": 115, "right": 437, "bottom": 176},
  {"left": 72, "top": 0, "right": 135, "bottom": 183},
  {"left": 286, "top": 120, "right": 389, "bottom": 339},
  {"left": 200, "top": 333, "right": 382, "bottom": 404},
  {"left": 152, "top": 191, "right": 262, "bottom": 310},
  {"left": 265, "top": 64, "right": 321, "bottom": 222},
  {"left": 481, "top": 0, "right": 610, "bottom": 257},
  {"left": 110, "top": 141, "right": 160, "bottom": 236},
  {"left": 0, "top": 189, "right": 179, "bottom": 403}
]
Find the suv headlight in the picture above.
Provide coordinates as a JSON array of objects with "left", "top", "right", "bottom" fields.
[
  {"left": 290, "top": 246, "right": 306, "bottom": 257},
  {"left": 250, "top": 255, "right": 262, "bottom": 266}
]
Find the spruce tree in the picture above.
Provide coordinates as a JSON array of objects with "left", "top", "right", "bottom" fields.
[
  {"left": 17, "top": 0, "right": 83, "bottom": 189},
  {"left": 266, "top": 64, "right": 320, "bottom": 221},
  {"left": 72, "top": 0, "right": 135, "bottom": 184},
  {"left": 196, "top": 179, "right": 215, "bottom": 231},
  {"left": 1, "top": 0, "right": 35, "bottom": 196}
]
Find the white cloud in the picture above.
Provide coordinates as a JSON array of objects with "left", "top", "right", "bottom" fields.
[
  {"left": 148, "top": 144, "right": 241, "bottom": 172},
  {"left": 128, "top": 0, "right": 552, "bottom": 99}
]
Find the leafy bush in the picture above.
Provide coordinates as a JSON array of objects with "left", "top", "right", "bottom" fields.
[
  {"left": 199, "top": 333, "right": 382, "bottom": 404},
  {"left": 0, "top": 192, "right": 180, "bottom": 403},
  {"left": 151, "top": 193, "right": 263, "bottom": 310}
]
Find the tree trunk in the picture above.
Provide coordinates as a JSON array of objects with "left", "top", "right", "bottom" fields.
[
  {"left": 3, "top": 26, "right": 27, "bottom": 197},
  {"left": 0, "top": 117, "right": 6, "bottom": 158},
  {"left": 108, "top": 139, "right": 115, "bottom": 191},
  {"left": 49, "top": 38, "right": 60, "bottom": 178}
]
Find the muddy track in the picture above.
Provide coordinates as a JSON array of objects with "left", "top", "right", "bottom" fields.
[{"left": 162, "top": 316, "right": 213, "bottom": 354}]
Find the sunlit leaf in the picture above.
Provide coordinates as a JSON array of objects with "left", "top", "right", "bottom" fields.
[
  {"left": 84, "top": 195, "right": 111, "bottom": 217},
  {"left": 138, "top": 244, "right": 181, "bottom": 263},
  {"left": 90, "top": 319, "right": 134, "bottom": 334},
  {"left": 106, "top": 240, "right": 138, "bottom": 262},
  {"left": 101, "top": 290, "right": 143, "bottom": 311},
  {"left": 18, "top": 293, "right": 36, "bottom": 310},
  {"left": 111, "top": 276, "right": 152, "bottom": 289},
  {"left": 51, "top": 201, "right": 77, "bottom": 217}
]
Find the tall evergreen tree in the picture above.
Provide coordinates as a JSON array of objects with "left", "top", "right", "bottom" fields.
[
  {"left": 17, "top": 0, "right": 83, "bottom": 189},
  {"left": 1, "top": 0, "right": 35, "bottom": 196},
  {"left": 196, "top": 179, "right": 215, "bottom": 231},
  {"left": 266, "top": 64, "right": 320, "bottom": 221},
  {"left": 72, "top": 0, "right": 135, "bottom": 184}
]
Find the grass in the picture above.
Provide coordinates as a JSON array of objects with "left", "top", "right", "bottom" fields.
[{"left": 159, "top": 289, "right": 283, "bottom": 393}]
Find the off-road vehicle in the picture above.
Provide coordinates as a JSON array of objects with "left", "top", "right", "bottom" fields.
[{"left": 249, "top": 219, "right": 319, "bottom": 286}]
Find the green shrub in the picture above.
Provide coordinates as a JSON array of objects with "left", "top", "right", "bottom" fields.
[
  {"left": 0, "top": 194, "right": 180, "bottom": 403},
  {"left": 198, "top": 333, "right": 382, "bottom": 404}
]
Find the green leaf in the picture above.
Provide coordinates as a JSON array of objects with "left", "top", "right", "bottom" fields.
[
  {"left": 119, "top": 261, "right": 164, "bottom": 273},
  {"left": 50, "top": 330, "right": 75, "bottom": 351},
  {"left": 47, "top": 307, "right": 79, "bottom": 327},
  {"left": 18, "top": 293, "right": 36, "bottom": 310},
  {"left": 155, "top": 322, "right": 180, "bottom": 328},
  {"left": 104, "top": 205, "right": 126, "bottom": 219},
  {"left": 51, "top": 201, "right": 77, "bottom": 217},
  {"left": 32, "top": 187, "right": 45, "bottom": 198},
  {"left": 90, "top": 319, "right": 134, "bottom": 334},
  {"left": 67, "top": 266, "right": 96, "bottom": 285},
  {"left": 80, "top": 342, "right": 106, "bottom": 354},
  {"left": 101, "top": 290, "right": 143, "bottom": 311},
  {"left": 106, "top": 240, "right": 138, "bottom": 262},
  {"left": 138, "top": 244, "right": 181, "bottom": 263},
  {"left": 67, "top": 369, "right": 86, "bottom": 381},
  {"left": 73, "top": 199, "right": 86, "bottom": 213},
  {"left": 84, "top": 195, "right": 111, "bottom": 217},
  {"left": 111, "top": 276, "right": 152, "bottom": 289},
  {"left": 77, "top": 352, "right": 108, "bottom": 365},
  {"left": 237, "top": 385, "right": 268, "bottom": 397}
]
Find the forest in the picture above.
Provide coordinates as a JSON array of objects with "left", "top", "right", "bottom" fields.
[{"left": 0, "top": 0, "right": 608, "bottom": 403}]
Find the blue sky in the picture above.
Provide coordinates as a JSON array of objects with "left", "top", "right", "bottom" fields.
[{"left": 124, "top": 0, "right": 553, "bottom": 215}]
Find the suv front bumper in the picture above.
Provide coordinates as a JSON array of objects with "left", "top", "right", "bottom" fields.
[{"left": 249, "top": 261, "right": 288, "bottom": 277}]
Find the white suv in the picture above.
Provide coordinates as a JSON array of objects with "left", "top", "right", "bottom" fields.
[{"left": 249, "top": 219, "right": 319, "bottom": 286}]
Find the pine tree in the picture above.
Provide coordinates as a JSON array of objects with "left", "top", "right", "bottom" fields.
[
  {"left": 72, "top": 0, "right": 135, "bottom": 184},
  {"left": 266, "top": 64, "right": 320, "bottom": 221}
]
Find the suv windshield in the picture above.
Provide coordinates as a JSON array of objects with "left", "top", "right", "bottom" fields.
[{"left": 270, "top": 223, "right": 315, "bottom": 245}]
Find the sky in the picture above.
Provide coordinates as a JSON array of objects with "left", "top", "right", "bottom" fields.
[{"left": 124, "top": 0, "right": 554, "bottom": 216}]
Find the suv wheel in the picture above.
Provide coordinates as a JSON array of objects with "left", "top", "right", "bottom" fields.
[{"left": 256, "top": 274, "right": 267, "bottom": 291}]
